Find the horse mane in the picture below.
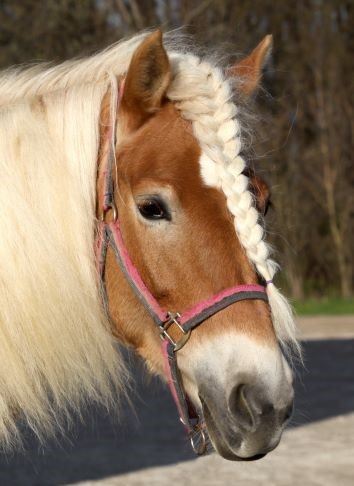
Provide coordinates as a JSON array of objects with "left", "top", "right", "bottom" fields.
[
  {"left": 0, "top": 35, "right": 144, "bottom": 449},
  {"left": 0, "top": 31, "right": 299, "bottom": 449}
]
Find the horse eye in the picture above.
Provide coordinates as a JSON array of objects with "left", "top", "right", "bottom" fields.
[{"left": 137, "top": 198, "right": 170, "bottom": 221}]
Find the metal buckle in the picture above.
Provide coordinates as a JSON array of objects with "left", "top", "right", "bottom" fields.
[{"left": 159, "top": 312, "right": 191, "bottom": 352}]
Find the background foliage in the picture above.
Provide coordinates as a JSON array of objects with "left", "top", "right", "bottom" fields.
[{"left": 0, "top": 0, "right": 352, "bottom": 300}]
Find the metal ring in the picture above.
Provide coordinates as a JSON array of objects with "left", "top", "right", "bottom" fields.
[
  {"left": 100, "top": 202, "right": 118, "bottom": 223},
  {"left": 190, "top": 427, "right": 207, "bottom": 455}
]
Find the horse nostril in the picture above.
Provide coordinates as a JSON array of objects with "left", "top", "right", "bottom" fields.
[
  {"left": 228, "top": 381, "right": 278, "bottom": 431},
  {"left": 228, "top": 383, "right": 256, "bottom": 431},
  {"left": 228, "top": 380, "right": 294, "bottom": 432}
]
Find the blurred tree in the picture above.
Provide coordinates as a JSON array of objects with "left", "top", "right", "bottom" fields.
[{"left": 0, "top": 1, "right": 115, "bottom": 63}]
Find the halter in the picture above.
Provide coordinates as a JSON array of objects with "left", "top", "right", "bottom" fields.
[{"left": 95, "top": 91, "right": 269, "bottom": 455}]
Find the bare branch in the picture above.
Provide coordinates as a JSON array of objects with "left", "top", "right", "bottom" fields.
[
  {"left": 115, "top": 0, "right": 134, "bottom": 28},
  {"left": 129, "top": 0, "right": 145, "bottom": 30},
  {"left": 183, "top": 0, "right": 214, "bottom": 24}
]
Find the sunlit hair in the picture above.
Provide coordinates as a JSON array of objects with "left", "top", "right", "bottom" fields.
[
  {"left": 0, "top": 31, "right": 299, "bottom": 449},
  {"left": 167, "top": 51, "right": 300, "bottom": 358}
]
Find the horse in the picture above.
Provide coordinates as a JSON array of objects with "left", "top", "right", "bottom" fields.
[{"left": 0, "top": 30, "right": 299, "bottom": 460}]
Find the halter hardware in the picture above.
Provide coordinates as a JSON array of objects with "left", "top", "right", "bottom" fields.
[
  {"left": 159, "top": 312, "right": 191, "bottom": 351},
  {"left": 99, "top": 200, "right": 118, "bottom": 224},
  {"left": 190, "top": 425, "right": 207, "bottom": 455}
]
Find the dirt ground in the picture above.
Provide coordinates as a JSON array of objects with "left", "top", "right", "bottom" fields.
[
  {"left": 72, "top": 415, "right": 354, "bottom": 486},
  {"left": 1, "top": 316, "right": 353, "bottom": 486}
]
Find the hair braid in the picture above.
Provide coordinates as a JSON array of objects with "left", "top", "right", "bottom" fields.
[{"left": 168, "top": 53, "right": 300, "bottom": 357}]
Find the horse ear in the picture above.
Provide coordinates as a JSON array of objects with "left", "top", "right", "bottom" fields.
[
  {"left": 119, "top": 30, "right": 171, "bottom": 133},
  {"left": 244, "top": 167, "right": 271, "bottom": 215},
  {"left": 228, "top": 35, "right": 273, "bottom": 97}
]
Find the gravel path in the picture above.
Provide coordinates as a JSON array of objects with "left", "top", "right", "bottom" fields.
[
  {"left": 1, "top": 316, "right": 353, "bottom": 486},
  {"left": 73, "top": 414, "right": 354, "bottom": 486}
]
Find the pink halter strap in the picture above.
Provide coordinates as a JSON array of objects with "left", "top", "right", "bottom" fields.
[{"left": 96, "top": 94, "right": 269, "bottom": 455}]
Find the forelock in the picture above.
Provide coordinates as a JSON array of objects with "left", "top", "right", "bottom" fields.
[{"left": 165, "top": 51, "right": 300, "bottom": 358}]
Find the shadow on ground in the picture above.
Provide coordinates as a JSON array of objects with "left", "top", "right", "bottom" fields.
[{"left": 1, "top": 339, "right": 353, "bottom": 486}]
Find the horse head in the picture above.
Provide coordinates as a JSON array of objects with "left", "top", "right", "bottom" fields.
[{"left": 98, "top": 31, "right": 297, "bottom": 461}]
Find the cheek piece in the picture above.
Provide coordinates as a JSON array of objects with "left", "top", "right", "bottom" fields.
[{"left": 96, "top": 91, "right": 269, "bottom": 456}]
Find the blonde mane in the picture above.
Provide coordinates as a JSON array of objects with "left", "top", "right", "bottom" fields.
[
  {"left": 0, "top": 34, "right": 146, "bottom": 449},
  {"left": 0, "top": 31, "right": 299, "bottom": 449}
]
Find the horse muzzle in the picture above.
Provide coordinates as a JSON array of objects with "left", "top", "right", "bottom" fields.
[
  {"left": 198, "top": 371, "right": 294, "bottom": 461},
  {"left": 178, "top": 331, "right": 295, "bottom": 460}
]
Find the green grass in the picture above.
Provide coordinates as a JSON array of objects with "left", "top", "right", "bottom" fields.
[{"left": 293, "top": 297, "right": 354, "bottom": 316}]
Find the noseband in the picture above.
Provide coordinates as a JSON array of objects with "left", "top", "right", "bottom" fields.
[{"left": 96, "top": 97, "right": 269, "bottom": 455}]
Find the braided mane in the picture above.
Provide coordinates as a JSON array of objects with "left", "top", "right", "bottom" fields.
[{"left": 167, "top": 53, "right": 299, "bottom": 356}]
